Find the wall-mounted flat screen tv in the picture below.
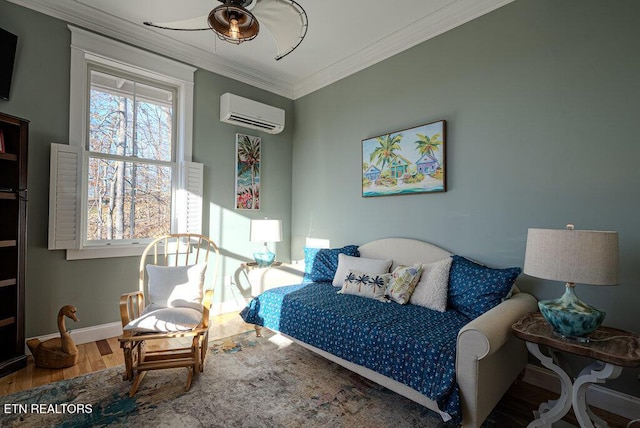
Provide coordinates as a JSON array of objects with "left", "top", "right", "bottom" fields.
[{"left": 0, "top": 28, "right": 18, "bottom": 101}]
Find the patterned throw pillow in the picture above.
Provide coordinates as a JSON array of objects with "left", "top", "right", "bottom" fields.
[
  {"left": 303, "top": 245, "right": 360, "bottom": 283},
  {"left": 339, "top": 269, "right": 390, "bottom": 301},
  {"left": 332, "top": 254, "right": 392, "bottom": 287},
  {"left": 409, "top": 258, "right": 452, "bottom": 312},
  {"left": 447, "top": 255, "right": 521, "bottom": 319},
  {"left": 386, "top": 264, "right": 424, "bottom": 305}
]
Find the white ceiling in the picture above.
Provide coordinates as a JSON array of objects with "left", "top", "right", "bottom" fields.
[{"left": 8, "top": 0, "right": 513, "bottom": 99}]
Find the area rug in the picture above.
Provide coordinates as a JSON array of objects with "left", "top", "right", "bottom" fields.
[{"left": 0, "top": 331, "right": 523, "bottom": 427}]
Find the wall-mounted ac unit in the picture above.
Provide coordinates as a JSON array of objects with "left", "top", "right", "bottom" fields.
[{"left": 220, "top": 93, "right": 285, "bottom": 135}]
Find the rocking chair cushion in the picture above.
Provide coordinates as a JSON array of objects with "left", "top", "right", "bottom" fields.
[
  {"left": 123, "top": 306, "right": 203, "bottom": 333},
  {"left": 146, "top": 263, "right": 207, "bottom": 311}
]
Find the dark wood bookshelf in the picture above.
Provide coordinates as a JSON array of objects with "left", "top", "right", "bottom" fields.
[
  {"left": 0, "top": 278, "right": 17, "bottom": 287},
  {"left": 0, "top": 112, "right": 28, "bottom": 377},
  {"left": 0, "top": 192, "right": 17, "bottom": 200}
]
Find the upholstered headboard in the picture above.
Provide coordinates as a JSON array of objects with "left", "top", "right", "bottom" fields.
[{"left": 358, "top": 238, "right": 451, "bottom": 271}]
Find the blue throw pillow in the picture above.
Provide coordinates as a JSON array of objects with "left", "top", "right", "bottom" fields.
[
  {"left": 304, "top": 245, "right": 360, "bottom": 283},
  {"left": 448, "top": 255, "right": 521, "bottom": 319}
]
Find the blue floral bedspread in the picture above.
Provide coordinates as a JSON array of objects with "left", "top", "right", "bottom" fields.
[{"left": 239, "top": 282, "right": 471, "bottom": 422}]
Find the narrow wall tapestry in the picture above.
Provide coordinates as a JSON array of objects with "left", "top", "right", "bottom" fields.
[
  {"left": 235, "top": 133, "right": 261, "bottom": 210},
  {"left": 362, "top": 120, "right": 446, "bottom": 197}
]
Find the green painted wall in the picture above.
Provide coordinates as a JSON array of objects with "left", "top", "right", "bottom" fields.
[
  {"left": 0, "top": 0, "right": 293, "bottom": 335},
  {"left": 292, "top": 0, "right": 640, "bottom": 393},
  {"left": 2, "top": 0, "right": 639, "bottom": 398},
  {"left": 193, "top": 72, "right": 293, "bottom": 312}
]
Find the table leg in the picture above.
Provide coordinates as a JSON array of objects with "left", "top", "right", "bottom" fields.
[
  {"left": 526, "top": 342, "right": 573, "bottom": 428},
  {"left": 572, "top": 361, "right": 623, "bottom": 428}
]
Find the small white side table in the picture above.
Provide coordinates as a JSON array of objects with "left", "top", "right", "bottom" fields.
[
  {"left": 512, "top": 312, "right": 640, "bottom": 428},
  {"left": 240, "top": 262, "right": 304, "bottom": 297}
]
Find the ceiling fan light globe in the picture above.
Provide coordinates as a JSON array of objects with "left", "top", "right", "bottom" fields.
[{"left": 208, "top": 5, "right": 259, "bottom": 44}]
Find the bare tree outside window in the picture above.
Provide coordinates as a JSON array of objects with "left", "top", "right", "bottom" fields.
[{"left": 87, "top": 69, "right": 174, "bottom": 241}]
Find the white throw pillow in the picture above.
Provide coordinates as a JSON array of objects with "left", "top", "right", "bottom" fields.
[
  {"left": 409, "top": 258, "right": 452, "bottom": 312},
  {"left": 338, "top": 269, "right": 390, "bottom": 301},
  {"left": 332, "top": 254, "right": 393, "bottom": 287},
  {"left": 146, "top": 263, "right": 207, "bottom": 310},
  {"left": 123, "top": 306, "right": 202, "bottom": 333}
]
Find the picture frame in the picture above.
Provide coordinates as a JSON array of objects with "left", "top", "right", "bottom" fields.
[
  {"left": 362, "top": 120, "right": 446, "bottom": 197},
  {"left": 235, "top": 133, "right": 261, "bottom": 210}
]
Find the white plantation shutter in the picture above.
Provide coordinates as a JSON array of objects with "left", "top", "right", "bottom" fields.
[
  {"left": 179, "top": 161, "right": 203, "bottom": 234},
  {"left": 48, "top": 143, "right": 82, "bottom": 250},
  {"left": 49, "top": 149, "right": 204, "bottom": 253}
]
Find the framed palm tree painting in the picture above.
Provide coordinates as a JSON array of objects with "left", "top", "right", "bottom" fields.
[
  {"left": 235, "top": 133, "right": 261, "bottom": 210},
  {"left": 362, "top": 120, "right": 446, "bottom": 197}
]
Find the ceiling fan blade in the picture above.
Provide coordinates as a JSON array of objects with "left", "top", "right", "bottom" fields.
[
  {"left": 251, "top": 0, "right": 308, "bottom": 60},
  {"left": 144, "top": 15, "right": 210, "bottom": 31}
]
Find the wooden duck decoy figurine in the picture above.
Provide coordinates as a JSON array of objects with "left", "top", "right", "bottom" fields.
[{"left": 26, "top": 305, "right": 79, "bottom": 369}]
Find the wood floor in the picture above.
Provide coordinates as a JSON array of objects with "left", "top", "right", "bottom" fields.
[
  {"left": 0, "top": 312, "right": 253, "bottom": 396},
  {"left": 0, "top": 313, "right": 632, "bottom": 427}
]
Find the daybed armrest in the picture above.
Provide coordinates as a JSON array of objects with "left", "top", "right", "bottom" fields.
[
  {"left": 457, "top": 292, "right": 538, "bottom": 359},
  {"left": 456, "top": 292, "right": 537, "bottom": 428}
]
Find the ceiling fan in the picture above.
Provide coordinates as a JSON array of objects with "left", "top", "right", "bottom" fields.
[{"left": 143, "top": 0, "right": 308, "bottom": 60}]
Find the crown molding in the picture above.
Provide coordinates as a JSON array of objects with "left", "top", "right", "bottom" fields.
[
  {"left": 292, "top": 0, "right": 514, "bottom": 99},
  {"left": 8, "top": 0, "right": 513, "bottom": 100},
  {"left": 6, "top": 0, "right": 296, "bottom": 99}
]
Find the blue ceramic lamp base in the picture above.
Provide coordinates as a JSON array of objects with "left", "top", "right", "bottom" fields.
[{"left": 538, "top": 284, "right": 605, "bottom": 341}]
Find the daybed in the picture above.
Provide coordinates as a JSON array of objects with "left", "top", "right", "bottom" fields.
[{"left": 240, "top": 238, "right": 537, "bottom": 427}]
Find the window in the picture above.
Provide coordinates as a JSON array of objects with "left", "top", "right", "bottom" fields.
[
  {"left": 87, "top": 68, "right": 175, "bottom": 242},
  {"left": 49, "top": 26, "right": 201, "bottom": 260}
]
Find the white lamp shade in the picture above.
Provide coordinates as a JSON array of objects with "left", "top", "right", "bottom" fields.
[
  {"left": 250, "top": 219, "right": 282, "bottom": 243},
  {"left": 524, "top": 228, "right": 619, "bottom": 286}
]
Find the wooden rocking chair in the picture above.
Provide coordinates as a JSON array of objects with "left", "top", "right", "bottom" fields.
[{"left": 118, "top": 234, "right": 220, "bottom": 397}]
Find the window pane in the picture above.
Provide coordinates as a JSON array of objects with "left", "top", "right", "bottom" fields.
[
  {"left": 89, "top": 70, "right": 173, "bottom": 161},
  {"left": 87, "top": 157, "right": 172, "bottom": 241},
  {"left": 135, "top": 81, "right": 173, "bottom": 162}
]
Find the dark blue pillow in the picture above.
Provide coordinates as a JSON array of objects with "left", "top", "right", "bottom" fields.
[
  {"left": 448, "top": 255, "right": 521, "bottom": 319},
  {"left": 304, "top": 245, "right": 360, "bottom": 283}
]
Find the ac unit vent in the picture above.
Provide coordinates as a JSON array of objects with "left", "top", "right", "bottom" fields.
[
  {"left": 220, "top": 93, "right": 285, "bottom": 134},
  {"left": 228, "top": 114, "right": 277, "bottom": 131}
]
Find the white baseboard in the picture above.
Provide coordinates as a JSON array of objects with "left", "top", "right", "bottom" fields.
[
  {"left": 522, "top": 363, "right": 640, "bottom": 421},
  {"left": 23, "top": 303, "right": 248, "bottom": 356},
  {"left": 24, "top": 322, "right": 123, "bottom": 355}
]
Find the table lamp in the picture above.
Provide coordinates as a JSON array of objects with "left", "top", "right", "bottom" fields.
[
  {"left": 523, "top": 224, "right": 619, "bottom": 340},
  {"left": 250, "top": 218, "right": 282, "bottom": 267}
]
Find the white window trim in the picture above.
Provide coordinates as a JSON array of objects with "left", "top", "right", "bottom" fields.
[
  {"left": 58, "top": 26, "right": 199, "bottom": 260},
  {"left": 68, "top": 25, "right": 195, "bottom": 160}
]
